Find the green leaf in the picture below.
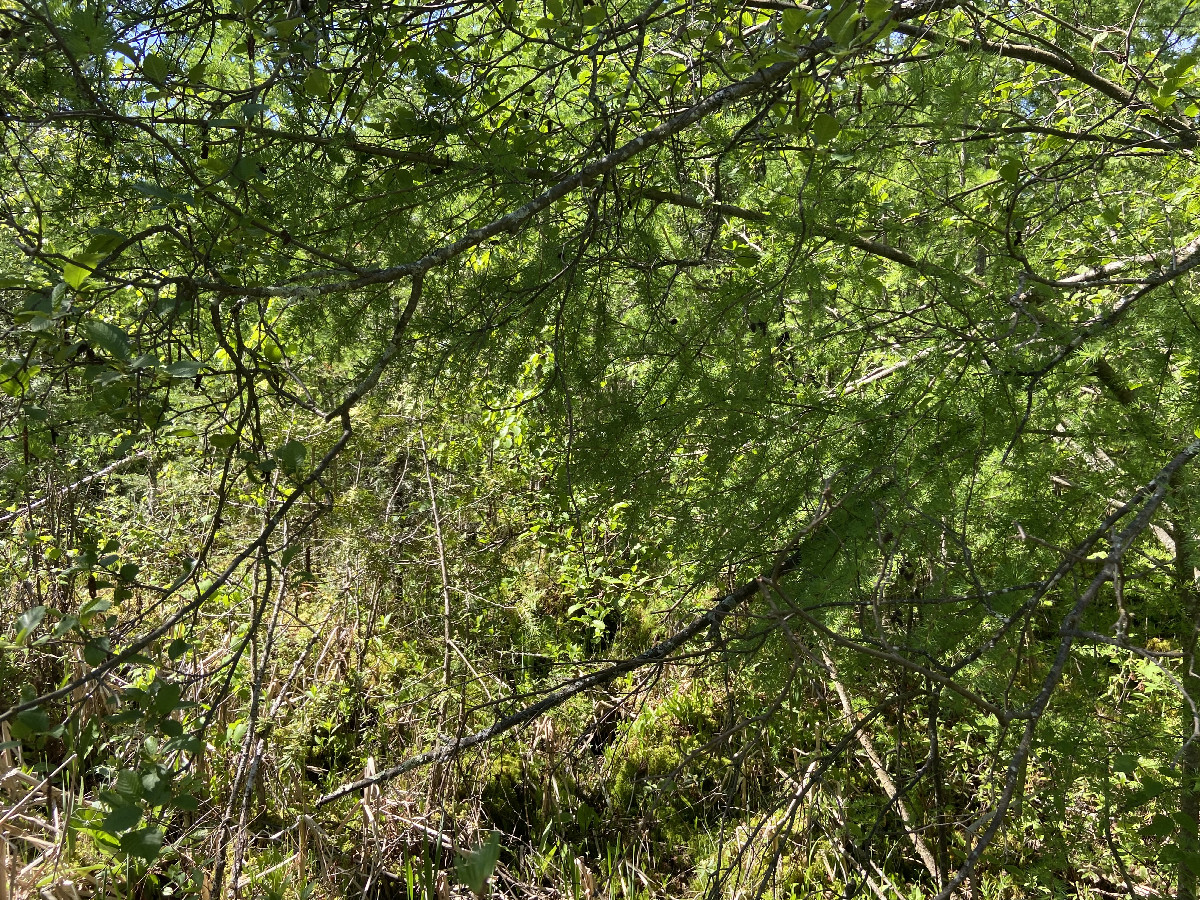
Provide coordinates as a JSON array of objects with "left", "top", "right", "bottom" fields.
[
  {"left": 81, "top": 596, "right": 113, "bottom": 619},
  {"left": 241, "top": 102, "right": 270, "bottom": 120},
  {"left": 15, "top": 605, "right": 46, "bottom": 644},
  {"left": 142, "top": 53, "right": 169, "bottom": 85},
  {"left": 168, "top": 638, "right": 190, "bottom": 660},
  {"left": 1141, "top": 813, "right": 1174, "bottom": 838},
  {"left": 119, "top": 826, "right": 164, "bottom": 862},
  {"left": 141, "top": 769, "right": 170, "bottom": 804},
  {"left": 152, "top": 682, "right": 182, "bottom": 717},
  {"left": 103, "top": 803, "right": 142, "bottom": 834},
  {"left": 171, "top": 792, "right": 200, "bottom": 811},
  {"left": 232, "top": 157, "right": 262, "bottom": 181},
  {"left": 302, "top": 69, "right": 331, "bottom": 95},
  {"left": 165, "top": 359, "right": 203, "bottom": 378},
  {"left": 87, "top": 229, "right": 126, "bottom": 255},
  {"left": 275, "top": 439, "right": 307, "bottom": 472},
  {"left": 80, "top": 319, "right": 132, "bottom": 362},
  {"left": 83, "top": 639, "right": 110, "bottom": 666},
  {"left": 16, "top": 707, "right": 51, "bottom": 734},
  {"left": 133, "top": 180, "right": 174, "bottom": 200},
  {"left": 576, "top": 802, "right": 598, "bottom": 831},
  {"left": 782, "top": 7, "right": 808, "bottom": 35},
  {"left": 114, "top": 769, "right": 142, "bottom": 800},
  {"left": 64, "top": 253, "right": 102, "bottom": 289},
  {"left": 863, "top": 0, "right": 891, "bottom": 23},
  {"left": 164, "top": 733, "right": 203, "bottom": 755},
  {"left": 826, "top": 3, "right": 859, "bottom": 44},
  {"left": 455, "top": 831, "right": 501, "bottom": 896},
  {"left": 1112, "top": 754, "right": 1138, "bottom": 774},
  {"left": 52, "top": 614, "right": 79, "bottom": 637},
  {"left": 0, "top": 360, "right": 36, "bottom": 397},
  {"left": 110, "top": 41, "right": 139, "bottom": 62},
  {"left": 812, "top": 112, "right": 841, "bottom": 145}
]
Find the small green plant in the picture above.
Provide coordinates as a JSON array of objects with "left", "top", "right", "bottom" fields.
[{"left": 456, "top": 831, "right": 502, "bottom": 898}]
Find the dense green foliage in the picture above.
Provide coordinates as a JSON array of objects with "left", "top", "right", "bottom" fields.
[{"left": 4, "top": 0, "right": 1200, "bottom": 897}]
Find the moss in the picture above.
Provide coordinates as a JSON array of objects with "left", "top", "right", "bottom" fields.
[{"left": 478, "top": 752, "right": 538, "bottom": 836}]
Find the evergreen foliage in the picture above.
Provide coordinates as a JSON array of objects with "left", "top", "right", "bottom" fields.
[{"left": 3, "top": 0, "right": 1200, "bottom": 897}]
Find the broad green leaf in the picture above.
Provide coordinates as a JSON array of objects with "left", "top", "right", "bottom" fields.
[
  {"left": 142, "top": 53, "right": 169, "bottom": 84},
  {"left": 152, "top": 682, "right": 182, "bottom": 717},
  {"left": 141, "top": 769, "right": 170, "bottom": 804},
  {"left": 52, "top": 614, "right": 79, "bottom": 637},
  {"left": 16, "top": 707, "right": 51, "bottom": 733},
  {"left": 80, "top": 319, "right": 132, "bottom": 361},
  {"left": 1112, "top": 754, "right": 1138, "bottom": 774},
  {"left": 133, "top": 180, "right": 174, "bottom": 200},
  {"left": 83, "top": 639, "right": 110, "bottom": 666},
  {"left": 103, "top": 803, "right": 142, "bottom": 834},
  {"left": 275, "top": 439, "right": 307, "bottom": 472},
  {"left": 782, "top": 7, "right": 808, "bottom": 35},
  {"left": 114, "top": 769, "right": 142, "bottom": 800},
  {"left": 863, "top": 0, "right": 890, "bottom": 23},
  {"left": 826, "top": 4, "right": 859, "bottom": 44},
  {"left": 580, "top": 5, "right": 604, "bottom": 25},
  {"left": 455, "top": 831, "right": 501, "bottom": 896},
  {"left": 1141, "top": 814, "right": 1174, "bottom": 838},
  {"left": 64, "top": 253, "right": 102, "bottom": 289},
  {"left": 165, "top": 359, "right": 203, "bottom": 378},
  {"left": 109, "top": 41, "right": 139, "bottom": 62},
  {"left": 812, "top": 113, "right": 841, "bottom": 145},
  {"left": 0, "top": 360, "right": 36, "bottom": 397},
  {"left": 80, "top": 596, "right": 113, "bottom": 619},
  {"left": 86, "top": 229, "right": 126, "bottom": 254},
  {"left": 303, "top": 69, "right": 331, "bottom": 95},
  {"left": 15, "top": 605, "right": 46, "bottom": 644},
  {"left": 119, "top": 826, "right": 164, "bottom": 862},
  {"left": 232, "top": 157, "right": 261, "bottom": 181}
]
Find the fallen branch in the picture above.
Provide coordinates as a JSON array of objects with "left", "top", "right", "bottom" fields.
[{"left": 0, "top": 450, "right": 151, "bottom": 527}]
